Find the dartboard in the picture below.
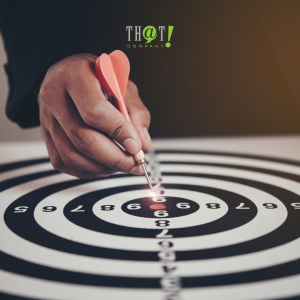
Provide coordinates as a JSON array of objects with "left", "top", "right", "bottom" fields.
[{"left": 1, "top": 137, "right": 300, "bottom": 300}]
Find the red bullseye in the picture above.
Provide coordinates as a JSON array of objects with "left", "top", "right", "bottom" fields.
[{"left": 150, "top": 204, "right": 166, "bottom": 210}]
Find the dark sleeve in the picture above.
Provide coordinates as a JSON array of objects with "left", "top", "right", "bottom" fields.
[{"left": 0, "top": 0, "right": 101, "bottom": 128}]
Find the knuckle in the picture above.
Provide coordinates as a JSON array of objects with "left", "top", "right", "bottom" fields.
[
  {"left": 47, "top": 117, "right": 60, "bottom": 136},
  {"left": 50, "top": 155, "right": 63, "bottom": 172},
  {"left": 58, "top": 60, "right": 76, "bottom": 77},
  {"left": 132, "top": 106, "right": 151, "bottom": 124},
  {"left": 111, "top": 156, "right": 127, "bottom": 171},
  {"left": 74, "top": 131, "right": 96, "bottom": 154},
  {"left": 39, "top": 84, "right": 52, "bottom": 103},
  {"left": 142, "top": 108, "right": 151, "bottom": 123},
  {"left": 76, "top": 172, "right": 94, "bottom": 180},
  {"left": 127, "top": 80, "right": 138, "bottom": 93},
  {"left": 83, "top": 104, "right": 103, "bottom": 127},
  {"left": 102, "top": 167, "right": 113, "bottom": 175},
  {"left": 109, "top": 122, "right": 125, "bottom": 140},
  {"left": 61, "top": 152, "right": 77, "bottom": 168}
]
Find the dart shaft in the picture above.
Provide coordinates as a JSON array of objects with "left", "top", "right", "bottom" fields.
[
  {"left": 141, "top": 162, "right": 154, "bottom": 193},
  {"left": 134, "top": 150, "right": 154, "bottom": 193}
]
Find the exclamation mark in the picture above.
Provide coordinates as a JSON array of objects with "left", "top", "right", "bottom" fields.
[{"left": 165, "top": 26, "right": 174, "bottom": 48}]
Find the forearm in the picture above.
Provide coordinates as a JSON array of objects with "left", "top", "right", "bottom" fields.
[{"left": 0, "top": 0, "right": 100, "bottom": 127}]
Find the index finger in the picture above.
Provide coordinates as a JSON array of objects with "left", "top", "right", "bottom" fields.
[
  {"left": 65, "top": 60, "right": 143, "bottom": 156},
  {"left": 124, "top": 80, "right": 152, "bottom": 151}
]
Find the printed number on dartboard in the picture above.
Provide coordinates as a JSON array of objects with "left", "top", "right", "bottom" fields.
[
  {"left": 101, "top": 205, "right": 115, "bottom": 211},
  {"left": 206, "top": 203, "right": 220, "bottom": 209},
  {"left": 155, "top": 220, "right": 170, "bottom": 227},
  {"left": 263, "top": 203, "right": 277, "bottom": 209}
]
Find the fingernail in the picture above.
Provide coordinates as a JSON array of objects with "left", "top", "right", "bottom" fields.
[
  {"left": 95, "top": 174, "right": 110, "bottom": 178},
  {"left": 123, "top": 138, "right": 140, "bottom": 154},
  {"left": 130, "top": 165, "right": 144, "bottom": 175},
  {"left": 143, "top": 127, "right": 151, "bottom": 142}
]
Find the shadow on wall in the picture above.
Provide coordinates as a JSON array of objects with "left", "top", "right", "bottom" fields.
[{"left": 0, "top": 35, "right": 41, "bottom": 142}]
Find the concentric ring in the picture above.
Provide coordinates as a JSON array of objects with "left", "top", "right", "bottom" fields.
[{"left": 1, "top": 149, "right": 300, "bottom": 300}]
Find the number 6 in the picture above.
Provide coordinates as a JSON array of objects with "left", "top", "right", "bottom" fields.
[
  {"left": 127, "top": 203, "right": 141, "bottom": 210},
  {"left": 154, "top": 210, "right": 169, "bottom": 217},
  {"left": 176, "top": 202, "right": 190, "bottom": 209}
]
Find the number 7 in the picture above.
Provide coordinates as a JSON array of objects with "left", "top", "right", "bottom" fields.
[
  {"left": 236, "top": 203, "right": 250, "bottom": 209},
  {"left": 156, "top": 229, "right": 173, "bottom": 238}
]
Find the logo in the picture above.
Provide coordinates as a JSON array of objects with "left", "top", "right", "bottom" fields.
[{"left": 126, "top": 26, "right": 174, "bottom": 48}]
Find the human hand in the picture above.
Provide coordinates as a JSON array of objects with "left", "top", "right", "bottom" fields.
[{"left": 38, "top": 53, "right": 152, "bottom": 179}]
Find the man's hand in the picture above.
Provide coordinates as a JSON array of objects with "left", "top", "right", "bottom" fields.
[{"left": 38, "top": 53, "right": 152, "bottom": 179}]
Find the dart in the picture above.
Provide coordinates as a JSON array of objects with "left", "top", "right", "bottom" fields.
[{"left": 95, "top": 50, "right": 154, "bottom": 193}]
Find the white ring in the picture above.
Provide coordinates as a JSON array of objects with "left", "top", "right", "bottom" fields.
[
  {"left": 92, "top": 189, "right": 228, "bottom": 229},
  {"left": 155, "top": 153, "right": 300, "bottom": 176},
  {"left": 35, "top": 174, "right": 285, "bottom": 251},
  {"left": 1, "top": 269, "right": 300, "bottom": 300},
  {"left": 0, "top": 159, "right": 297, "bottom": 279},
  {"left": 0, "top": 162, "right": 53, "bottom": 182}
]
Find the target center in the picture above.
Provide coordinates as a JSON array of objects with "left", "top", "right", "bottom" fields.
[
  {"left": 121, "top": 196, "right": 199, "bottom": 218},
  {"left": 92, "top": 189, "right": 228, "bottom": 229},
  {"left": 150, "top": 204, "right": 166, "bottom": 210}
]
